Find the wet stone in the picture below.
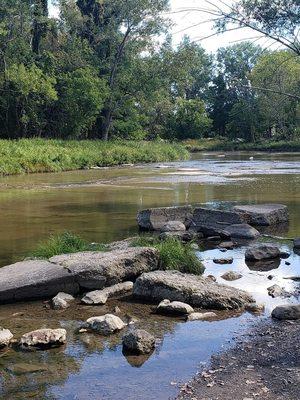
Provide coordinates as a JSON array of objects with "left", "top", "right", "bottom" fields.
[
  {"left": 122, "top": 329, "right": 155, "bottom": 355},
  {"left": 156, "top": 299, "right": 194, "bottom": 316}
]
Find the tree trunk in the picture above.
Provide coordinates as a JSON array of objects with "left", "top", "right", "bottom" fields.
[{"left": 32, "top": 0, "right": 48, "bottom": 55}]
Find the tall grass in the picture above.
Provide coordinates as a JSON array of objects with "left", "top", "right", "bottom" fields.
[
  {"left": 132, "top": 236, "right": 205, "bottom": 275},
  {"left": 31, "top": 231, "right": 108, "bottom": 259},
  {"left": 0, "top": 139, "right": 189, "bottom": 176}
]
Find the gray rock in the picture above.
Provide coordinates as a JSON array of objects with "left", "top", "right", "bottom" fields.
[
  {"left": 156, "top": 299, "right": 194, "bottom": 315},
  {"left": 187, "top": 312, "right": 217, "bottom": 321},
  {"left": 245, "top": 245, "right": 280, "bottom": 261},
  {"left": 161, "top": 221, "right": 186, "bottom": 232},
  {"left": 85, "top": 314, "right": 126, "bottom": 335},
  {"left": 20, "top": 328, "right": 67, "bottom": 349},
  {"left": 267, "top": 284, "right": 285, "bottom": 298},
  {"left": 224, "top": 224, "right": 260, "bottom": 239},
  {"left": 294, "top": 238, "right": 300, "bottom": 249},
  {"left": 133, "top": 271, "right": 254, "bottom": 310},
  {"left": 221, "top": 271, "right": 242, "bottom": 281},
  {"left": 122, "top": 329, "right": 155, "bottom": 354},
  {"left": 233, "top": 204, "right": 289, "bottom": 226},
  {"left": 52, "top": 292, "right": 75, "bottom": 310},
  {"left": 159, "top": 231, "right": 195, "bottom": 242},
  {"left": 272, "top": 305, "right": 300, "bottom": 320},
  {"left": 191, "top": 207, "right": 245, "bottom": 237},
  {"left": 137, "top": 206, "right": 193, "bottom": 231},
  {"left": 213, "top": 258, "right": 233, "bottom": 265},
  {"left": 81, "top": 281, "right": 133, "bottom": 305},
  {"left": 0, "top": 327, "right": 13, "bottom": 348},
  {"left": 245, "top": 303, "right": 265, "bottom": 313},
  {"left": 219, "top": 241, "right": 235, "bottom": 250},
  {"left": 0, "top": 248, "right": 159, "bottom": 304}
]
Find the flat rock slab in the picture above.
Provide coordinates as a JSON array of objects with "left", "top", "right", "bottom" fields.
[
  {"left": 81, "top": 281, "right": 133, "bottom": 305},
  {"left": 0, "top": 248, "right": 159, "bottom": 304},
  {"left": 133, "top": 271, "right": 254, "bottom": 310},
  {"left": 233, "top": 204, "right": 288, "bottom": 226},
  {"left": 137, "top": 206, "right": 193, "bottom": 231},
  {"left": 191, "top": 208, "right": 246, "bottom": 237}
]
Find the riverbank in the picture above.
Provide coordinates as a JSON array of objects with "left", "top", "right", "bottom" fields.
[
  {"left": 184, "top": 139, "right": 300, "bottom": 153},
  {"left": 177, "top": 319, "right": 300, "bottom": 400},
  {"left": 0, "top": 139, "right": 189, "bottom": 176}
]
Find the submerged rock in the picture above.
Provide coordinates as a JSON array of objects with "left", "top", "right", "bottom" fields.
[
  {"left": 187, "top": 312, "right": 217, "bottom": 321},
  {"left": 0, "top": 327, "right": 13, "bottom": 348},
  {"left": 272, "top": 305, "right": 300, "bottom": 320},
  {"left": 0, "top": 247, "right": 159, "bottom": 303},
  {"left": 161, "top": 221, "right": 186, "bottom": 232},
  {"left": 85, "top": 314, "right": 126, "bottom": 335},
  {"left": 137, "top": 206, "right": 193, "bottom": 231},
  {"left": 156, "top": 299, "right": 194, "bottom": 315},
  {"left": 52, "top": 292, "right": 75, "bottom": 310},
  {"left": 245, "top": 245, "right": 280, "bottom": 261},
  {"left": 221, "top": 271, "right": 242, "bottom": 281},
  {"left": 20, "top": 329, "right": 67, "bottom": 349},
  {"left": 122, "top": 329, "right": 155, "bottom": 355},
  {"left": 233, "top": 204, "right": 289, "bottom": 226},
  {"left": 81, "top": 281, "right": 133, "bottom": 305},
  {"left": 133, "top": 271, "right": 254, "bottom": 310}
]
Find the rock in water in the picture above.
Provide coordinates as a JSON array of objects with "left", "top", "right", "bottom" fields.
[
  {"left": 224, "top": 224, "right": 260, "bottom": 239},
  {"left": 81, "top": 282, "right": 133, "bottom": 305},
  {"left": 213, "top": 258, "right": 233, "bottom": 265},
  {"left": 137, "top": 206, "right": 193, "bottom": 231},
  {"left": 133, "top": 271, "right": 254, "bottom": 310},
  {"left": 0, "top": 327, "right": 13, "bottom": 348},
  {"left": 245, "top": 245, "right": 280, "bottom": 261},
  {"left": 294, "top": 238, "right": 300, "bottom": 249},
  {"left": 187, "top": 312, "right": 217, "bottom": 321},
  {"left": 221, "top": 271, "right": 242, "bottom": 281},
  {"left": 267, "top": 284, "right": 285, "bottom": 298},
  {"left": 272, "top": 305, "right": 300, "bottom": 320},
  {"left": 233, "top": 204, "right": 288, "bottom": 226},
  {"left": 85, "top": 314, "right": 126, "bottom": 335},
  {"left": 122, "top": 329, "right": 155, "bottom": 354},
  {"left": 161, "top": 221, "right": 186, "bottom": 232},
  {"left": 52, "top": 292, "right": 75, "bottom": 310},
  {"left": 20, "top": 329, "right": 67, "bottom": 349},
  {"left": 156, "top": 299, "right": 194, "bottom": 315}
]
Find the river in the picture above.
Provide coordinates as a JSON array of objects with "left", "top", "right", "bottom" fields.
[{"left": 0, "top": 152, "right": 299, "bottom": 399}]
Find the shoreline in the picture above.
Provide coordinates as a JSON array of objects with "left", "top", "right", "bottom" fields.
[{"left": 177, "top": 318, "right": 300, "bottom": 400}]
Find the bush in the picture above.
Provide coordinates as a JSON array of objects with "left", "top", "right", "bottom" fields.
[
  {"left": 31, "top": 231, "right": 107, "bottom": 259},
  {"left": 132, "top": 236, "right": 205, "bottom": 275}
]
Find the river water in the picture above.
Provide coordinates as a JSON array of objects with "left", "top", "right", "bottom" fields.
[{"left": 0, "top": 152, "right": 299, "bottom": 400}]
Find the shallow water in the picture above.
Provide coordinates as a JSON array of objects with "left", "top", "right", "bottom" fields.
[{"left": 0, "top": 152, "right": 300, "bottom": 400}]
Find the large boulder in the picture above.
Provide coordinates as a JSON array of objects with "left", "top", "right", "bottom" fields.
[
  {"left": 81, "top": 281, "right": 133, "bottom": 305},
  {"left": 133, "top": 271, "right": 254, "bottom": 310},
  {"left": 20, "top": 329, "right": 67, "bottom": 349},
  {"left": 272, "top": 305, "right": 300, "bottom": 320},
  {"left": 0, "top": 327, "right": 13, "bottom": 348},
  {"left": 191, "top": 208, "right": 245, "bottom": 237},
  {"left": 245, "top": 245, "right": 281, "bottom": 261},
  {"left": 122, "top": 329, "right": 155, "bottom": 355},
  {"left": 224, "top": 224, "right": 260, "bottom": 239},
  {"left": 156, "top": 299, "right": 194, "bottom": 315},
  {"left": 0, "top": 248, "right": 159, "bottom": 304},
  {"left": 85, "top": 314, "right": 126, "bottom": 335},
  {"left": 137, "top": 206, "right": 193, "bottom": 231},
  {"left": 233, "top": 204, "right": 289, "bottom": 226}
]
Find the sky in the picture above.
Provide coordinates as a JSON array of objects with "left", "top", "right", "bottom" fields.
[{"left": 49, "top": 0, "right": 270, "bottom": 53}]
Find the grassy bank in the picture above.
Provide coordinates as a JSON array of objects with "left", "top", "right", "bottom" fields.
[
  {"left": 184, "top": 139, "right": 300, "bottom": 153},
  {"left": 0, "top": 139, "right": 189, "bottom": 176}
]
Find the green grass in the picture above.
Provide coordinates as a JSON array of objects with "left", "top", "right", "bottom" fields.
[
  {"left": 132, "top": 236, "right": 205, "bottom": 275},
  {"left": 0, "top": 139, "right": 189, "bottom": 176},
  {"left": 183, "top": 139, "right": 300, "bottom": 153},
  {"left": 31, "top": 231, "right": 108, "bottom": 259}
]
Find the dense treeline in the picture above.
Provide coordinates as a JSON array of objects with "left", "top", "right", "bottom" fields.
[{"left": 0, "top": 0, "right": 299, "bottom": 142}]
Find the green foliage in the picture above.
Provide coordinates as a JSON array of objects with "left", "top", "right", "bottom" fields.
[
  {"left": 31, "top": 231, "right": 107, "bottom": 259},
  {"left": 0, "top": 139, "right": 189, "bottom": 175},
  {"left": 132, "top": 236, "right": 205, "bottom": 275}
]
